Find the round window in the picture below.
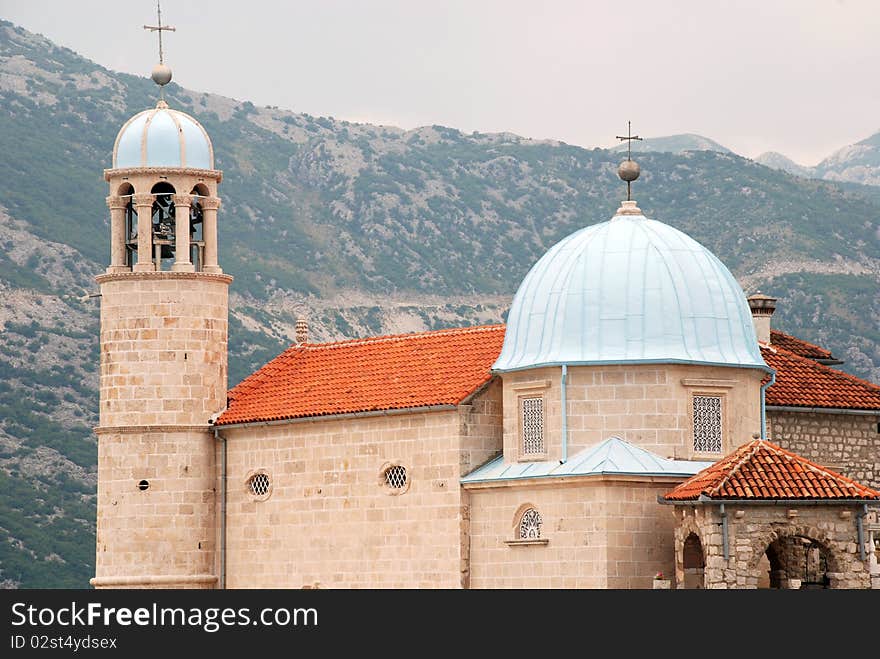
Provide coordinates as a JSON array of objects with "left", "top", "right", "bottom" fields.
[
  {"left": 247, "top": 473, "right": 271, "bottom": 499},
  {"left": 383, "top": 465, "right": 408, "bottom": 492}
]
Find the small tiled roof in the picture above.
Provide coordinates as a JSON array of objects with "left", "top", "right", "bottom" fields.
[
  {"left": 761, "top": 344, "right": 880, "bottom": 411},
  {"left": 664, "top": 439, "right": 880, "bottom": 501},
  {"left": 770, "top": 330, "right": 834, "bottom": 361},
  {"left": 215, "top": 324, "right": 505, "bottom": 426}
]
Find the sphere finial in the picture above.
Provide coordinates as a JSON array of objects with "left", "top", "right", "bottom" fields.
[
  {"left": 618, "top": 159, "right": 640, "bottom": 183},
  {"left": 151, "top": 63, "right": 172, "bottom": 86}
]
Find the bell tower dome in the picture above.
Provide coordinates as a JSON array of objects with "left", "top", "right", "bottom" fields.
[{"left": 91, "top": 6, "right": 230, "bottom": 589}]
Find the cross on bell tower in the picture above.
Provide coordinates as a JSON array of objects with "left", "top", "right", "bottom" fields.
[
  {"left": 144, "top": 1, "right": 176, "bottom": 100},
  {"left": 616, "top": 121, "right": 643, "bottom": 201}
]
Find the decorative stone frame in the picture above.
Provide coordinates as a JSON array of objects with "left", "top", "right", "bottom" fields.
[
  {"left": 245, "top": 469, "right": 273, "bottom": 502},
  {"left": 505, "top": 503, "right": 549, "bottom": 547},
  {"left": 378, "top": 461, "right": 411, "bottom": 496},
  {"left": 511, "top": 380, "right": 550, "bottom": 462},
  {"left": 681, "top": 378, "right": 736, "bottom": 458}
]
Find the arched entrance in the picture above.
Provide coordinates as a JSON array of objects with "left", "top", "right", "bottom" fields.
[
  {"left": 758, "top": 535, "right": 831, "bottom": 589},
  {"left": 682, "top": 533, "right": 705, "bottom": 589}
]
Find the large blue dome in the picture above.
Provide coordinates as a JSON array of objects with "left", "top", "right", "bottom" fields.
[
  {"left": 112, "top": 103, "right": 213, "bottom": 169},
  {"left": 493, "top": 202, "right": 768, "bottom": 372}
]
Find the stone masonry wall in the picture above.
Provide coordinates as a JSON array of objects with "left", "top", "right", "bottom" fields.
[
  {"left": 458, "top": 379, "right": 503, "bottom": 477},
  {"left": 500, "top": 363, "right": 763, "bottom": 465},
  {"left": 92, "top": 428, "right": 216, "bottom": 588},
  {"left": 768, "top": 410, "right": 880, "bottom": 490},
  {"left": 466, "top": 479, "right": 679, "bottom": 589},
  {"left": 221, "top": 409, "right": 466, "bottom": 588},
  {"left": 97, "top": 273, "right": 230, "bottom": 428},
  {"left": 673, "top": 504, "right": 872, "bottom": 589}
]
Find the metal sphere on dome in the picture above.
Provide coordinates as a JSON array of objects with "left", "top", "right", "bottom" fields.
[
  {"left": 618, "top": 159, "right": 640, "bottom": 182},
  {"left": 151, "top": 63, "right": 173, "bottom": 86}
]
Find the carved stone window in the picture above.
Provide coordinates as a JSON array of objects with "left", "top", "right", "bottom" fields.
[
  {"left": 693, "top": 395, "right": 723, "bottom": 453},
  {"left": 519, "top": 508, "right": 542, "bottom": 539},
  {"left": 505, "top": 505, "right": 549, "bottom": 546},
  {"left": 520, "top": 396, "right": 545, "bottom": 456}
]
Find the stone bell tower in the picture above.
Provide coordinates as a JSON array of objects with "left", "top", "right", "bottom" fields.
[{"left": 91, "top": 10, "right": 230, "bottom": 589}]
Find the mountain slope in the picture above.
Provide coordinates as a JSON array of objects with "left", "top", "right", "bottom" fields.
[
  {"left": 814, "top": 131, "right": 880, "bottom": 187},
  {"left": 1, "top": 20, "right": 879, "bottom": 587},
  {"left": 610, "top": 133, "right": 733, "bottom": 155},
  {"left": 755, "top": 151, "right": 815, "bottom": 179}
]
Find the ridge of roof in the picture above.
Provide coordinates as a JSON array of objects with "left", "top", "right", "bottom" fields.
[
  {"left": 769, "top": 330, "right": 834, "bottom": 360},
  {"left": 295, "top": 323, "right": 506, "bottom": 351}
]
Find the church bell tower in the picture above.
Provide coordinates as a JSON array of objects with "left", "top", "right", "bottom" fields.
[{"left": 91, "top": 8, "right": 230, "bottom": 589}]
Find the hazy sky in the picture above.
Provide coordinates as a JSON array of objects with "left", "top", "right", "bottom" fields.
[{"left": 4, "top": 0, "right": 878, "bottom": 165}]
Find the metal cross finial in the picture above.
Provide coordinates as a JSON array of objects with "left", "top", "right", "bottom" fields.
[
  {"left": 615, "top": 120, "right": 643, "bottom": 161},
  {"left": 144, "top": 1, "right": 176, "bottom": 65}
]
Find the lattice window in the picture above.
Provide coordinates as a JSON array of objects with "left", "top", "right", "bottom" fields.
[
  {"left": 384, "top": 465, "right": 407, "bottom": 490},
  {"left": 247, "top": 473, "right": 270, "bottom": 497},
  {"left": 520, "top": 397, "right": 545, "bottom": 455},
  {"left": 519, "top": 508, "right": 542, "bottom": 539},
  {"left": 693, "top": 395, "right": 723, "bottom": 452}
]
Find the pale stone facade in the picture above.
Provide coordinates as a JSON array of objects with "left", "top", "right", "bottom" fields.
[
  {"left": 92, "top": 272, "right": 231, "bottom": 589},
  {"left": 501, "top": 364, "right": 764, "bottom": 464},
  {"left": 220, "top": 409, "right": 464, "bottom": 588},
  {"left": 466, "top": 480, "right": 677, "bottom": 589},
  {"left": 768, "top": 410, "right": 880, "bottom": 490},
  {"left": 93, "top": 427, "right": 217, "bottom": 589}
]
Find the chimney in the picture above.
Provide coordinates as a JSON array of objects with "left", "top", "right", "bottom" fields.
[
  {"left": 295, "top": 316, "right": 308, "bottom": 345},
  {"left": 747, "top": 292, "right": 777, "bottom": 344}
]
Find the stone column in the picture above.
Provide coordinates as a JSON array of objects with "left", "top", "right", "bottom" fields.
[
  {"left": 171, "top": 194, "right": 194, "bottom": 272},
  {"left": 106, "top": 195, "right": 128, "bottom": 273},
  {"left": 132, "top": 193, "right": 155, "bottom": 272},
  {"left": 201, "top": 197, "right": 222, "bottom": 274}
]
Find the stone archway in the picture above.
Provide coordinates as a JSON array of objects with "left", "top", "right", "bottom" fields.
[
  {"left": 682, "top": 533, "right": 705, "bottom": 589},
  {"left": 747, "top": 525, "right": 843, "bottom": 589}
]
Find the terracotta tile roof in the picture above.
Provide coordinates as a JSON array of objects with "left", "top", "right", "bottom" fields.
[
  {"left": 215, "top": 324, "right": 506, "bottom": 426},
  {"left": 761, "top": 344, "right": 880, "bottom": 411},
  {"left": 215, "top": 320, "right": 880, "bottom": 426},
  {"left": 769, "top": 330, "right": 834, "bottom": 361},
  {"left": 664, "top": 439, "right": 880, "bottom": 501}
]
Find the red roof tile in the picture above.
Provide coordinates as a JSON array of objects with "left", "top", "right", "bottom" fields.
[
  {"left": 215, "top": 323, "right": 880, "bottom": 426},
  {"left": 215, "top": 324, "right": 505, "bottom": 426},
  {"left": 664, "top": 439, "right": 880, "bottom": 501},
  {"left": 769, "top": 330, "right": 834, "bottom": 361},
  {"left": 761, "top": 344, "right": 880, "bottom": 411}
]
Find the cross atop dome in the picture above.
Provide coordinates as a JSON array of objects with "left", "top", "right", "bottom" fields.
[
  {"left": 144, "top": 1, "right": 176, "bottom": 102},
  {"left": 616, "top": 120, "right": 642, "bottom": 202}
]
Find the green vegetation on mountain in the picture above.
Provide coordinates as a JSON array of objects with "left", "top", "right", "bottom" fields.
[{"left": 0, "top": 20, "right": 878, "bottom": 587}]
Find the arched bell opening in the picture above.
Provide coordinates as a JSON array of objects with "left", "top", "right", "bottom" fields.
[
  {"left": 117, "top": 183, "right": 136, "bottom": 269},
  {"left": 150, "top": 182, "right": 177, "bottom": 270},
  {"left": 190, "top": 183, "right": 209, "bottom": 197},
  {"left": 188, "top": 191, "right": 205, "bottom": 271}
]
